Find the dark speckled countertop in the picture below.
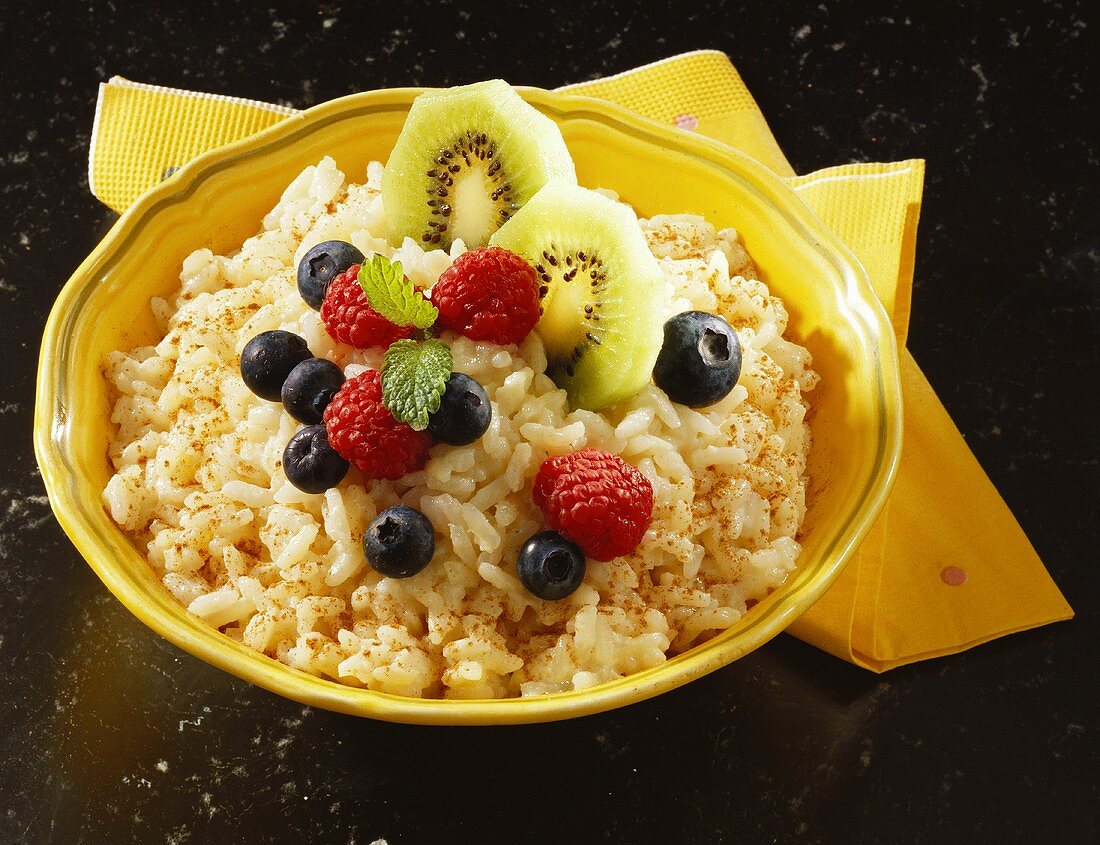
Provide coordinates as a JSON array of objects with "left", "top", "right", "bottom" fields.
[{"left": 1, "top": 1, "right": 1096, "bottom": 842}]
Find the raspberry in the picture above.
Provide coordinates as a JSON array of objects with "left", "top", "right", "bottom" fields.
[
  {"left": 430, "top": 247, "right": 540, "bottom": 345},
  {"left": 322, "top": 370, "right": 432, "bottom": 480},
  {"left": 532, "top": 449, "right": 653, "bottom": 561},
  {"left": 320, "top": 264, "right": 416, "bottom": 349}
]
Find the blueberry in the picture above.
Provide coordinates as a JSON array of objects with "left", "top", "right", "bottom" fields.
[
  {"left": 427, "top": 373, "right": 492, "bottom": 445},
  {"left": 282, "top": 425, "right": 349, "bottom": 493},
  {"left": 281, "top": 358, "right": 346, "bottom": 424},
  {"left": 363, "top": 505, "right": 436, "bottom": 578},
  {"left": 652, "top": 311, "right": 742, "bottom": 407},
  {"left": 240, "top": 330, "right": 313, "bottom": 401},
  {"left": 297, "top": 240, "right": 365, "bottom": 309},
  {"left": 517, "top": 531, "right": 586, "bottom": 601}
]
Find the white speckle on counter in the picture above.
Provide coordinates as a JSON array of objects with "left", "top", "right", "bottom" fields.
[
  {"left": 166, "top": 827, "right": 191, "bottom": 845},
  {"left": 860, "top": 739, "right": 874, "bottom": 767},
  {"left": 970, "top": 62, "right": 991, "bottom": 101},
  {"left": 0, "top": 490, "right": 53, "bottom": 557}
]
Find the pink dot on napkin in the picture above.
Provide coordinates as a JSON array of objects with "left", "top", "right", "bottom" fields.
[{"left": 940, "top": 566, "right": 968, "bottom": 586}]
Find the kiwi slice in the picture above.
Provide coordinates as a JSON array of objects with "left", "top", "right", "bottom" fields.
[
  {"left": 490, "top": 181, "right": 666, "bottom": 411},
  {"left": 382, "top": 80, "right": 577, "bottom": 250}
]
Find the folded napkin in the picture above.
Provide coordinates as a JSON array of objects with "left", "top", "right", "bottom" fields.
[{"left": 86, "top": 50, "right": 1073, "bottom": 671}]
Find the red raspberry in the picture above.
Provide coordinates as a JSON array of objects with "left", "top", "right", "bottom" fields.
[
  {"left": 320, "top": 264, "right": 416, "bottom": 349},
  {"left": 322, "top": 370, "right": 432, "bottom": 480},
  {"left": 430, "top": 247, "right": 540, "bottom": 345},
  {"left": 532, "top": 449, "right": 653, "bottom": 561}
]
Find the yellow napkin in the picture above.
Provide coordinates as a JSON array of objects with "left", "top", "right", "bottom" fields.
[{"left": 86, "top": 50, "right": 1073, "bottom": 671}]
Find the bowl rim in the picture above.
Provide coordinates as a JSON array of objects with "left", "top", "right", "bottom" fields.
[{"left": 34, "top": 85, "right": 902, "bottom": 725}]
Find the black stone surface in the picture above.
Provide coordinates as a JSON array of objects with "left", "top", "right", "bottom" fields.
[{"left": 1, "top": 1, "right": 1096, "bottom": 842}]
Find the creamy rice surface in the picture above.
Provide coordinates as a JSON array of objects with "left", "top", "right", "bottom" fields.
[{"left": 102, "top": 157, "right": 818, "bottom": 699}]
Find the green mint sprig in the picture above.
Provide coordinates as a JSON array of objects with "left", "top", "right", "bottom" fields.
[
  {"left": 358, "top": 253, "right": 438, "bottom": 329},
  {"left": 381, "top": 338, "right": 453, "bottom": 431}
]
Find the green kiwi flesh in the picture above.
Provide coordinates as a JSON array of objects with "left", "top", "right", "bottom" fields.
[
  {"left": 490, "top": 181, "right": 667, "bottom": 411},
  {"left": 383, "top": 80, "right": 577, "bottom": 250}
]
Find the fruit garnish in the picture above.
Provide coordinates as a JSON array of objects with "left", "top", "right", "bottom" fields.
[
  {"left": 321, "top": 264, "right": 416, "bottom": 349},
  {"left": 652, "top": 311, "right": 743, "bottom": 407},
  {"left": 239, "top": 330, "right": 313, "bottom": 401},
  {"left": 489, "top": 181, "right": 666, "bottom": 411},
  {"left": 322, "top": 370, "right": 432, "bottom": 480},
  {"left": 363, "top": 505, "right": 437, "bottom": 578},
  {"left": 429, "top": 246, "right": 540, "bottom": 345},
  {"left": 382, "top": 80, "right": 577, "bottom": 250},
  {"left": 355, "top": 253, "right": 438, "bottom": 330},
  {"left": 532, "top": 449, "right": 653, "bottom": 561},
  {"left": 297, "top": 240, "right": 365, "bottom": 310},
  {"left": 380, "top": 337, "right": 453, "bottom": 431},
  {"left": 427, "top": 373, "right": 492, "bottom": 446},
  {"left": 281, "top": 358, "right": 345, "bottom": 424},
  {"left": 517, "top": 530, "right": 586, "bottom": 601},
  {"left": 282, "top": 425, "right": 349, "bottom": 494}
]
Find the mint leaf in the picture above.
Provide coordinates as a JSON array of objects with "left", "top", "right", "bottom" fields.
[
  {"left": 381, "top": 338, "right": 453, "bottom": 431},
  {"left": 357, "top": 253, "right": 438, "bottom": 329}
]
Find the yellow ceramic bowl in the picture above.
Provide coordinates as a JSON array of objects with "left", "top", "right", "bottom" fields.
[{"left": 34, "top": 87, "right": 901, "bottom": 725}]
